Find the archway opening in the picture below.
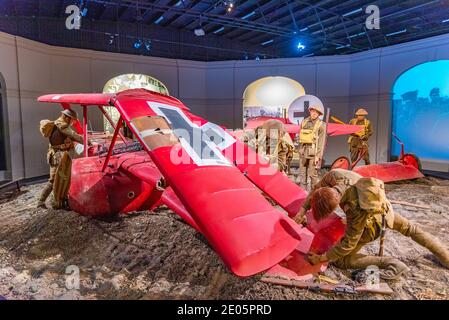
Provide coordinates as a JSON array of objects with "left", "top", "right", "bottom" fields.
[
  {"left": 242, "top": 76, "right": 305, "bottom": 125},
  {"left": 102, "top": 74, "right": 169, "bottom": 132},
  {"left": 392, "top": 60, "right": 449, "bottom": 162}
]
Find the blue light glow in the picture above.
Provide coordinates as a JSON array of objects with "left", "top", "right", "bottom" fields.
[
  {"left": 342, "top": 8, "right": 362, "bottom": 17},
  {"left": 134, "top": 40, "right": 142, "bottom": 49},
  {"left": 213, "top": 27, "right": 225, "bottom": 34},
  {"left": 336, "top": 44, "right": 350, "bottom": 50},
  {"left": 391, "top": 60, "right": 449, "bottom": 161},
  {"left": 261, "top": 39, "right": 273, "bottom": 46},
  {"left": 241, "top": 11, "right": 255, "bottom": 20},
  {"left": 154, "top": 16, "right": 164, "bottom": 24},
  {"left": 296, "top": 41, "right": 305, "bottom": 51},
  {"left": 386, "top": 29, "right": 407, "bottom": 37}
]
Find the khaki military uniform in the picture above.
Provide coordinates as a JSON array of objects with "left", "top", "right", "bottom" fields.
[
  {"left": 38, "top": 117, "right": 84, "bottom": 207},
  {"left": 241, "top": 128, "right": 294, "bottom": 173},
  {"left": 298, "top": 117, "right": 326, "bottom": 188},
  {"left": 271, "top": 133, "right": 294, "bottom": 173},
  {"left": 324, "top": 178, "right": 449, "bottom": 277},
  {"left": 301, "top": 169, "right": 362, "bottom": 212},
  {"left": 348, "top": 118, "right": 373, "bottom": 165}
]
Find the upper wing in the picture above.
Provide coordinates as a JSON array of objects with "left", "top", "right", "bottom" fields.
[
  {"left": 38, "top": 93, "right": 114, "bottom": 106},
  {"left": 245, "top": 117, "right": 363, "bottom": 136},
  {"left": 38, "top": 93, "right": 114, "bottom": 135},
  {"left": 111, "top": 89, "right": 303, "bottom": 277}
]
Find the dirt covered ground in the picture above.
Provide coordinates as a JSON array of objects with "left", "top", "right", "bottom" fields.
[{"left": 0, "top": 176, "right": 448, "bottom": 300}]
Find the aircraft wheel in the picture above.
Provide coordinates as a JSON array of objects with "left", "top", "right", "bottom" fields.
[
  {"left": 331, "top": 156, "right": 351, "bottom": 170},
  {"left": 402, "top": 153, "right": 422, "bottom": 172}
]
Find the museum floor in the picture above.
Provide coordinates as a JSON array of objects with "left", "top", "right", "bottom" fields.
[{"left": 1, "top": 175, "right": 448, "bottom": 300}]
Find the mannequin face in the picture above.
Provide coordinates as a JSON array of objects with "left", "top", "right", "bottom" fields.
[
  {"left": 310, "top": 109, "right": 320, "bottom": 120},
  {"left": 63, "top": 115, "right": 75, "bottom": 125}
]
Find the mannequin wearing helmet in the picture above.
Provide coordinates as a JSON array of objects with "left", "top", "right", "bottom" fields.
[
  {"left": 297, "top": 105, "right": 326, "bottom": 189},
  {"left": 241, "top": 120, "right": 294, "bottom": 173},
  {"left": 37, "top": 109, "right": 89, "bottom": 209},
  {"left": 348, "top": 108, "right": 373, "bottom": 165}
]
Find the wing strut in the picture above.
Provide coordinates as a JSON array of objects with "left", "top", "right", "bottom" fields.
[{"left": 102, "top": 116, "right": 123, "bottom": 172}]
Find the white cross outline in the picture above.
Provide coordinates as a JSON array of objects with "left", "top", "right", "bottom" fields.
[{"left": 146, "top": 101, "right": 235, "bottom": 167}]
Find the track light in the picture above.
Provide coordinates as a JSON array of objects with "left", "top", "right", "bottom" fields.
[
  {"left": 226, "top": 1, "right": 234, "bottom": 13},
  {"left": 145, "top": 40, "right": 152, "bottom": 51},
  {"left": 296, "top": 41, "right": 305, "bottom": 51},
  {"left": 134, "top": 39, "right": 142, "bottom": 49},
  {"left": 194, "top": 28, "right": 205, "bottom": 36}
]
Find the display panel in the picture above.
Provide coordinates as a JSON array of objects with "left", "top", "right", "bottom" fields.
[{"left": 392, "top": 60, "right": 449, "bottom": 161}]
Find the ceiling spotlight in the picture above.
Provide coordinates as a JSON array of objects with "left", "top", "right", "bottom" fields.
[
  {"left": 194, "top": 28, "right": 205, "bottom": 36},
  {"left": 226, "top": 1, "right": 234, "bottom": 13},
  {"left": 145, "top": 40, "right": 152, "bottom": 51},
  {"left": 297, "top": 41, "right": 305, "bottom": 51},
  {"left": 134, "top": 39, "right": 142, "bottom": 49}
]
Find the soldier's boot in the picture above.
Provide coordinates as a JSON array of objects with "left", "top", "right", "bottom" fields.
[
  {"left": 37, "top": 182, "right": 53, "bottom": 209},
  {"left": 334, "top": 254, "right": 410, "bottom": 280},
  {"left": 364, "top": 152, "right": 371, "bottom": 165},
  {"left": 297, "top": 165, "right": 308, "bottom": 189},
  {"left": 410, "top": 226, "right": 449, "bottom": 269}
]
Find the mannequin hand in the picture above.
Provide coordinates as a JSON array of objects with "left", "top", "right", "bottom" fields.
[
  {"left": 307, "top": 252, "right": 328, "bottom": 265},
  {"left": 294, "top": 208, "right": 307, "bottom": 226}
]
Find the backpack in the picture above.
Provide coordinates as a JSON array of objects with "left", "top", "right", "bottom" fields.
[
  {"left": 354, "top": 177, "right": 387, "bottom": 213},
  {"left": 299, "top": 118, "right": 322, "bottom": 144},
  {"left": 39, "top": 120, "right": 55, "bottom": 138}
]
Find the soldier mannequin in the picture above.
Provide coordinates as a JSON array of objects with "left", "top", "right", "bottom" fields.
[
  {"left": 241, "top": 120, "right": 294, "bottom": 173},
  {"left": 348, "top": 108, "right": 373, "bottom": 165},
  {"left": 297, "top": 105, "right": 326, "bottom": 189},
  {"left": 305, "top": 177, "right": 449, "bottom": 280},
  {"left": 37, "top": 109, "right": 86, "bottom": 209},
  {"left": 294, "top": 168, "right": 362, "bottom": 225},
  {"left": 261, "top": 120, "right": 294, "bottom": 173}
]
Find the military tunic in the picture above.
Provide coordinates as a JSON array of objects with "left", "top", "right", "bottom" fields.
[
  {"left": 326, "top": 184, "right": 395, "bottom": 264},
  {"left": 308, "top": 177, "right": 449, "bottom": 274},
  {"left": 348, "top": 118, "right": 373, "bottom": 165},
  {"left": 38, "top": 117, "right": 84, "bottom": 207},
  {"left": 301, "top": 169, "right": 362, "bottom": 212},
  {"left": 241, "top": 128, "right": 293, "bottom": 173},
  {"left": 298, "top": 117, "right": 326, "bottom": 188}
]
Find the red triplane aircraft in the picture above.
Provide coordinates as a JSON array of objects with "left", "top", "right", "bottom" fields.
[{"left": 38, "top": 89, "right": 349, "bottom": 279}]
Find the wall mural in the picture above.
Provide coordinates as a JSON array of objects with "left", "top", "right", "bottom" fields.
[
  {"left": 392, "top": 60, "right": 449, "bottom": 162},
  {"left": 242, "top": 76, "right": 305, "bottom": 127},
  {"left": 103, "top": 74, "right": 169, "bottom": 132}
]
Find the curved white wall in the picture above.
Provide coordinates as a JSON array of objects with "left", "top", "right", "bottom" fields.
[{"left": 1, "top": 31, "right": 449, "bottom": 179}]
